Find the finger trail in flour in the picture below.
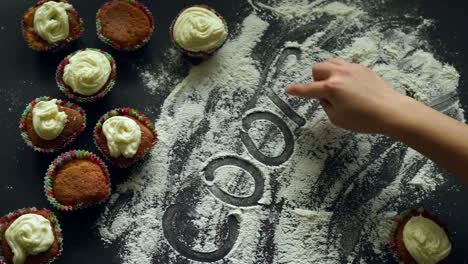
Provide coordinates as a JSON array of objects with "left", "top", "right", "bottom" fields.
[{"left": 98, "top": 1, "right": 464, "bottom": 263}]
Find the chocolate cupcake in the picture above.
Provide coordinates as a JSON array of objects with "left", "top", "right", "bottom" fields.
[
  {"left": 19, "top": 97, "right": 86, "bottom": 153},
  {"left": 56, "top": 48, "right": 117, "bottom": 103},
  {"left": 96, "top": 0, "right": 154, "bottom": 51},
  {"left": 45, "top": 150, "right": 111, "bottom": 211},
  {"left": 389, "top": 208, "right": 451, "bottom": 264},
  {"left": 94, "top": 108, "right": 158, "bottom": 168},
  {"left": 170, "top": 5, "right": 228, "bottom": 58},
  {"left": 21, "top": 0, "right": 84, "bottom": 52},
  {"left": 0, "top": 207, "right": 63, "bottom": 264}
]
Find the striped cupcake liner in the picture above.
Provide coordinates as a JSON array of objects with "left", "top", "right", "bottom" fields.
[
  {"left": 44, "top": 150, "right": 111, "bottom": 211},
  {"left": 56, "top": 48, "right": 117, "bottom": 103},
  {"left": 19, "top": 96, "right": 87, "bottom": 153},
  {"left": 0, "top": 207, "right": 63, "bottom": 264},
  {"left": 21, "top": 0, "right": 85, "bottom": 52},
  {"left": 93, "top": 108, "right": 158, "bottom": 168},
  {"left": 169, "top": 5, "right": 229, "bottom": 58},
  {"left": 96, "top": 0, "right": 155, "bottom": 51}
]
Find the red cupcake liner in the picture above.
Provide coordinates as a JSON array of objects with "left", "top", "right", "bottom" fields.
[
  {"left": 21, "top": 0, "right": 85, "bottom": 52},
  {"left": 93, "top": 108, "right": 158, "bottom": 168},
  {"left": 19, "top": 96, "right": 87, "bottom": 153},
  {"left": 44, "top": 150, "right": 111, "bottom": 211},
  {"left": 0, "top": 207, "right": 63, "bottom": 264},
  {"left": 96, "top": 0, "right": 155, "bottom": 51},
  {"left": 169, "top": 5, "right": 229, "bottom": 58},
  {"left": 56, "top": 48, "right": 117, "bottom": 103},
  {"left": 388, "top": 208, "right": 450, "bottom": 262}
]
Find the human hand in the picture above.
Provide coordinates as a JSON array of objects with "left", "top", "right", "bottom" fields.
[{"left": 285, "top": 58, "right": 411, "bottom": 134}]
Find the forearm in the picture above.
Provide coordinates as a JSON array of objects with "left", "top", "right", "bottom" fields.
[{"left": 384, "top": 96, "right": 468, "bottom": 184}]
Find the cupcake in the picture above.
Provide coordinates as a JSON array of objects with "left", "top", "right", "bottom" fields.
[
  {"left": 21, "top": 0, "right": 85, "bottom": 52},
  {"left": 170, "top": 5, "right": 228, "bottom": 58},
  {"left": 94, "top": 108, "right": 158, "bottom": 168},
  {"left": 19, "top": 97, "right": 86, "bottom": 153},
  {"left": 389, "top": 208, "right": 451, "bottom": 264},
  {"left": 56, "top": 48, "right": 117, "bottom": 103},
  {"left": 96, "top": 0, "right": 154, "bottom": 51},
  {"left": 0, "top": 207, "right": 63, "bottom": 264},
  {"left": 45, "top": 150, "right": 111, "bottom": 211}
]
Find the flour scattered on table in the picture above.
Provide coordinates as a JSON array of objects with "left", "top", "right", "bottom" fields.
[
  {"left": 138, "top": 48, "right": 186, "bottom": 95},
  {"left": 98, "top": 0, "right": 463, "bottom": 263}
]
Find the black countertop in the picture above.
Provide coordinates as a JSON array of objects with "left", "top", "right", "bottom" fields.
[{"left": 0, "top": 0, "right": 467, "bottom": 263}]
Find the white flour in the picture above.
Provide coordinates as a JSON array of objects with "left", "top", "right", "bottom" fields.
[
  {"left": 99, "top": 0, "right": 464, "bottom": 263},
  {"left": 139, "top": 48, "right": 185, "bottom": 95},
  {"left": 249, "top": 0, "right": 364, "bottom": 21}
]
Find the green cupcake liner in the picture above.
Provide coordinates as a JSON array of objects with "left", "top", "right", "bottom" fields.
[
  {"left": 169, "top": 5, "right": 229, "bottom": 58},
  {"left": 21, "top": 0, "right": 85, "bottom": 52},
  {"left": 93, "top": 108, "right": 158, "bottom": 168},
  {"left": 19, "top": 96, "right": 87, "bottom": 153},
  {"left": 44, "top": 150, "right": 111, "bottom": 211},
  {"left": 0, "top": 207, "right": 63, "bottom": 264},
  {"left": 56, "top": 48, "right": 117, "bottom": 103},
  {"left": 96, "top": 0, "right": 155, "bottom": 51}
]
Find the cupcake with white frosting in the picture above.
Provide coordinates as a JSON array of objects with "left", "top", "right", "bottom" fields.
[
  {"left": 21, "top": 0, "right": 84, "bottom": 52},
  {"left": 56, "top": 48, "right": 117, "bottom": 103},
  {"left": 170, "top": 5, "right": 228, "bottom": 58},
  {"left": 389, "top": 208, "right": 452, "bottom": 264},
  {"left": 19, "top": 96, "right": 86, "bottom": 153},
  {"left": 94, "top": 108, "right": 158, "bottom": 168},
  {"left": 0, "top": 207, "right": 63, "bottom": 264}
]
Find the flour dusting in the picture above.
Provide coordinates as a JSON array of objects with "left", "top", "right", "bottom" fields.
[{"left": 98, "top": 0, "right": 463, "bottom": 263}]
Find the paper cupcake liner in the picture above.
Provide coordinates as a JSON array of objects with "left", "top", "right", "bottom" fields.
[
  {"left": 44, "top": 150, "right": 111, "bottom": 211},
  {"left": 56, "top": 48, "right": 117, "bottom": 103},
  {"left": 19, "top": 96, "right": 87, "bottom": 153},
  {"left": 93, "top": 108, "right": 158, "bottom": 168},
  {"left": 169, "top": 5, "right": 229, "bottom": 58},
  {"left": 21, "top": 0, "right": 85, "bottom": 52},
  {"left": 0, "top": 207, "right": 63, "bottom": 264},
  {"left": 96, "top": 0, "right": 155, "bottom": 51},
  {"left": 388, "top": 208, "right": 449, "bottom": 247}
]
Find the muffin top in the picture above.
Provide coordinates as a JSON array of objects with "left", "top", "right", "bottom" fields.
[
  {"left": 24, "top": 98, "right": 85, "bottom": 151},
  {"left": 172, "top": 6, "right": 227, "bottom": 52},
  {"left": 33, "top": 1, "right": 73, "bottom": 44},
  {"left": 22, "top": 0, "right": 83, "bottom": 51},
  {"left": 53, "top": 159, "right": 110, "bottom": 206},
  {"left": 95, "top": 110, "right": 157, "bottom": 167},
  {"left": 63, "top": 49, "right": 112, "bottom": 96},
  {"left": 402, "top": 216, "right": 451, "bottom": 263},
  {"left": 5, "top": 214, "right": 54, "bottom": 264},
  {"left": 97, "top": 0, "right": 153, "bottom": 49},
  {"left": 32, "top": 99, "right": 68, "bottom": 141},
  {"left": 1, "top": 210, "right": 61, "bottom": 264}
]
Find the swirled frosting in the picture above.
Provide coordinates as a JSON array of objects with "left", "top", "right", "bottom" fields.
[
  {"left": 63, "top": 49, "right": 112, "bottom": 96},
  {"left": 102, "top": 116, "right": 141, "bottom": 158},
  {"left": 403, "top": 216, "right": 451, "bottom": 264},
  {"left": 5, "top": 214, "right": 55, "bottom": 264},
  {"left": 173, "top": 6, "right": 227, "bottom": 52},
  {"left": 32, "top": 99, "right": 68, "bottom": 140},
  {"left": 33, "top": 1, "right": 73, "bottom": 44}
]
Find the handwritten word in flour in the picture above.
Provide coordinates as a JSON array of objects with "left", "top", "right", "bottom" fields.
[{"left": 163, "top": 48, "right": 305, "bottom": 262}]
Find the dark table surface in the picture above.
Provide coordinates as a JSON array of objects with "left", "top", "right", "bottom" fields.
[{"left": 0, "top": 0, "right": 467, "bottom": 263}]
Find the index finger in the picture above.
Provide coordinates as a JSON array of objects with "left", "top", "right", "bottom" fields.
[{"left": 285, "top": 81, "right": 329, "bottom": 99}]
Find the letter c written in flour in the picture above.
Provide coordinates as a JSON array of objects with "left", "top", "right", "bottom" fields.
[{"left": 162, "top": 204, "right": 240, "bottom": 262}]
